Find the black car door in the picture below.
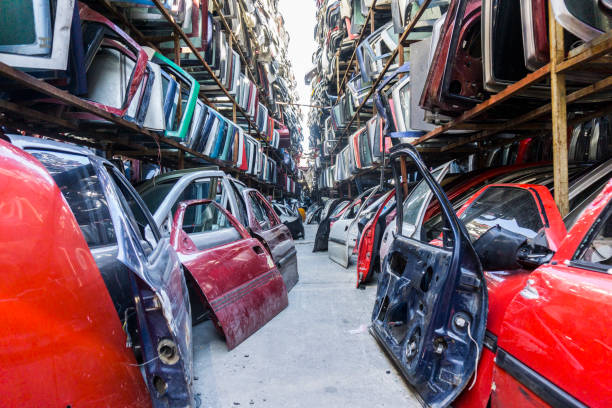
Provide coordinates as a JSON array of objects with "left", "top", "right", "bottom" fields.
[{"left": 371, "top": 144, "right": 486, "bottom": 408}]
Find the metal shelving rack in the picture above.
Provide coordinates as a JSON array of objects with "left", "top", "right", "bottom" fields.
[
  {"left": 0, "top": 0, "right": 299, "bottom": 196},
  {"left": 319, "top": 1, "right": 612, "bottom": 215},
  {"left": 412, "top": 6, "right": 612, "bottom": 215},
  {"left": 327, "top": 0, "right": 434, "bottom": 158}
]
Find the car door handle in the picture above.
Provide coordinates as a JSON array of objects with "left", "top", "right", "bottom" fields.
[
  {"left": 344, "top": 225, "right": 349, "bottom": 231},
  {"left": 252, "top": 245, "right": 264, "bottom": 255}
]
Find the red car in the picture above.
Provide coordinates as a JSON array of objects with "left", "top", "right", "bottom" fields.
[
  {"left": 372, "top": 144, "right": 612, "bottom": 408},
  {"left": 358, "top": 159, "right": 608, "bottom": 288},
  {"left": 356, "top": 190, "right": 395, "bottom": 286},
  {"left": 453, "top": 180, "right": 612, "bottom": 408},
  {"left": 0, "top": 140, "right": 151, "bottom": 406},
  {"left": 357, "top": 163, "right": 557, "bottom": 287}
]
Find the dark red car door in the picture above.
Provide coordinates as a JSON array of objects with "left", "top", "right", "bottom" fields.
[
  {"left": 170, "top": 199, "right": 288, "bottom": 350},
  {"left": 243, "top": 189, "right": 299, "bottom": 292},
  {"left": 491, "top": 180, "right": 612, "bottom": 408}
]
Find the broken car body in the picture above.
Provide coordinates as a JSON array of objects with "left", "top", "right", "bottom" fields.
[{"left": 9, "top": 135, "right": 194, "bottom": 407}]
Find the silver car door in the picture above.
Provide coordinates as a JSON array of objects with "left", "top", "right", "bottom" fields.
[
  {"left": 344, "top": 187, "right": 383, "bottom": 267},
  {"left": 328, "top": 208, "right": 353, "bottom": 267}
]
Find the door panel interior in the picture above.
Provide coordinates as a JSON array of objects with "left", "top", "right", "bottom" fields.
[{"left": 371, "top": 145, "right": 486, "bottom": 408}]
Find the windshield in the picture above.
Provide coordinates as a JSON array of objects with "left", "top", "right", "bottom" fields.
[
  {"left": 459, "top": 187, "right": 544, "bottom": 242},
  {"left": 29, "top": 149, "right": 117, "bottom": 248}
]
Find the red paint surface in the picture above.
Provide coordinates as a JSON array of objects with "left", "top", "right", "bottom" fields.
[
  {"left": 356, "top": 191, "right": 394, "bottom": 286},
  {"left": 0, "top": 140, "right": 150, "bottom": 407},
  {"left": 457, "top": 180, "right": 612, "bottom": 407},
  {"left": 171, "top": 200, "right": 288, "bottom": 350},
  {"left": 490, "top": 366, "right": 550, "bottom": 408},
  {"left": 421, "top": 0, "right": 483, "bottom": 114}
]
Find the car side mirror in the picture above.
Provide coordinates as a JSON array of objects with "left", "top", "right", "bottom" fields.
[{"left": 473, "top": 225, "right": 528, "bottom": 271}]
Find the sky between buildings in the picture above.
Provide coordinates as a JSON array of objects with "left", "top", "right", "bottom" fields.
[{"left": 278, "top": 0, "right": 317, "bottom": 156}]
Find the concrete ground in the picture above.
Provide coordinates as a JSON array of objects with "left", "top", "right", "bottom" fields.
[{"left": 192, "top": 224, "right": 420, "bottom": 408}]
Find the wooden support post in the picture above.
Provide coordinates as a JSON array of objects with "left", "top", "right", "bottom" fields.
[
  {"left": 549, "top": 2, "right": 569, "bottom": 216},
  {"left": 336, "top": 50, "right": 341, "bottom": 94},
  {"left": 370, "top": 8, "right": 375, "bottom": 33},
  {"left": 173, "top": 31, "right": 180, "bottom": 66},
  {"left": 178, "top": 150, "right": 185, "bottom": 170},
  {"left": 348, "top": 182, "right": 352, "bottom": 197},
  {"left": 232, "top": 102, "right": 237, "bottom": 123}
]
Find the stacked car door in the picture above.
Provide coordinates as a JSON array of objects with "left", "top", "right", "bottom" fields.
[
  {"left": 243, "top": 189, "right": 300, "bottom": 292},
  {"left": 170, "top": 200, "right": 288, "bottom": 350},
  {"left": 329, "top": 187, "right": 379, "bottom": 267}
]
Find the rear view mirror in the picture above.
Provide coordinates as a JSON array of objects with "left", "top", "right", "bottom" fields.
[{"left": 473, "top": 225, "right": 528, "bottom": 271}]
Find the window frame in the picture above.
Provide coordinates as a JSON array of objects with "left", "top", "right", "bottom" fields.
[
  {"left": 571, "top": 202, "right": 612, "bottom": 274},
  {"left": 458, "top": 185, "right": 546, "bottom": 243},
  {"left": 106, "top": 164, "right": 161, "bottom": 248}
]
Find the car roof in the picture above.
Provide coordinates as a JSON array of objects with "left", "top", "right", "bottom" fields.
[
  {"left": 137, "top": 167, "right": 226, "bottom": 192},
  {"left": 7, "top": 134, "right": 92, "bottom": 157}
]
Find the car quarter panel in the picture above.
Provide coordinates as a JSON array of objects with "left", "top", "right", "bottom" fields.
[
  {"left": 0, "top": 141, "right": 150, "bottom": 407},
  {"left": 492, "top": 181, "right": 612, "bottom": 407}
]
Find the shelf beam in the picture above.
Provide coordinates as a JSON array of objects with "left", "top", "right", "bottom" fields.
[
  {"left": 149, "top": 0, "right": 263, "bottom": 140},
  {"left": 333, "top": 0, "right": 432, "bottom": 154},
  {"left": 338, "top": 0, "right": 377, "bottom": 93}
]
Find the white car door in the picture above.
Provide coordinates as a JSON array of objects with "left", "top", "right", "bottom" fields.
[
  {"left": 329, "top": 189, "right": 376, "bottom": 267},
  {"left": 328, "top": 206, "right": 354, "bottom": 268}
]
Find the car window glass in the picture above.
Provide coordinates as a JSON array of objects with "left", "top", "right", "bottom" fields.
[
  {"left": 212, "top": 178, "right": 229, "bottom": 207},
  {"left": 108, "top": 167, "right": 160, "bottom": 247},
  {"left": 171, "top": 178, "right": 214, "bottom": 216},
  {"left": 565, "top": 184, "right": 606, "bottom": 230},
  {"left": 574, "top": 205, "right": 612, "bottom": 271},
  {"left": 332, "top": 201, "right": 350, "bottom": 217},
  {"left": 397, "top": 168, "right": 453, "bottom": 246},
  {"left": 273, "top": 204, "right": 282, "bottom": 216},
  {"left": 250, "top": 194, "right": 268, "bottom": 226},
  {"left": 182, "top": 202, "right": 233, "bottom": 234},
  {"left": 254, "top": 194, "right": 278, "bottom": 227},
  {"left": 29, "top": 150, "right": 116, "bottom": 248},
  {"left": 345, "top": 202, "right": 361, "bottom": 219},
  {"left": 140, "top": 180, "right": 177, "bottom": 214},
  {"left": 87, "top": 47, "right": 136, "bottom": 109},
  {"left": 459, "top": 187, "right": 543, "bottom": 242},
  {"left": 402, "top": 168, "right": 443, "bottom": 235},
  {"left": 167, "top": 77, "right": 190, "bottom": 132},
  {"left": 228, "top": 181, "right": 248, "bottom": 222}
]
